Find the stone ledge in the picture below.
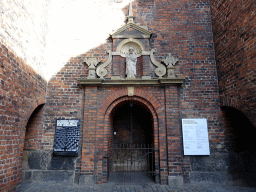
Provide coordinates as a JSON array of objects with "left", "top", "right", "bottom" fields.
[
  {"left": 22, "top": 170, "right": 75, "bottom": 183},
  {"left": 77, "top": 77, "right": 185, "bottom": 86}
]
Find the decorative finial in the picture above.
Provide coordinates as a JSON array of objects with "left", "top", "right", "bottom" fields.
[
  {"left": 162, "top": 53, "right": 179, "bottom": 67},
  {"left": 84, "top": 55, "right": 101, "bottom": 79},
  {"left": 127, "top": 2, "right": 135, "bottom": 23},
  {"left": 161, "top": 53, "right": 179, "bottom": 78}
]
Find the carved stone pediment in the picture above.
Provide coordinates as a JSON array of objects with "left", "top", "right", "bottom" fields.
[
  {"left": 111, "top": 3, "right": 151, "bottom": 39},
  {"left": 111, "top": 23, "right": 152, "bottom": 39}
]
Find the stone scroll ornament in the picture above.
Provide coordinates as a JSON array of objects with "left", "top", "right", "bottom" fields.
[
  {"left": 150, "top": 49, "right": 166, "bottom": 78},
  {"left": 84, "top": 54, "right": 101, "bottom": 79},
  {"left": 96, "top": 50, "right": 112, "bottom": 78}
]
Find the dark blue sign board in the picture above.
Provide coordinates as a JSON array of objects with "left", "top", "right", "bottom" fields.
[{"left": 53, "top": 119, "right": 80, "bottom": 156}]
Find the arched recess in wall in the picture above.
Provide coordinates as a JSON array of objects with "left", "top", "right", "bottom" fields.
[
  {"left": 222, "top": 106, "right": 256, "bottom": 186},
  {"left": 220, "top": 96, "right": 255, "bottom": 127},
  {"left": 22, "top": 104, "right": 45, "bottom": 172}
]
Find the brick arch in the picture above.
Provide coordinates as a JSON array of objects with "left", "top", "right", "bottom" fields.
[
  {"left": 98, "top": 88, "right": 163, "bottom": 117},
  {"left": 94, "top": 87, "right": 167, "bottom": 184},
  {"left": 220, "top": 95, "right": 256, "bottom": 127},
  {"left": 24, "top": 95, "right": 46, "bottom": 127},
  {"left": 220, "top": 96, "right": 238, "bottom": 109}
]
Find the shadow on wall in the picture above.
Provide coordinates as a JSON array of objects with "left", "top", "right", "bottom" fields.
[
  {"left": 20, "top": 1, "right": 141, "bottom": 184},
  {"left": 22, "top": 103, "right": 79, "bottom": 184},
  {"left": 222, "top": 106, "right": 256, "bottom": 187}
]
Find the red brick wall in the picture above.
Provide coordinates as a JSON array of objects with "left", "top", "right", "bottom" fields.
[
  {"left": 24, "top": 104, "right": 45, "bottom": 151},
  {"left": 0, "top": 0, "right": 241, "bottom": 188},
  {"left": 0, "top": 41, "right": 47, "bottom": 191},
  {"left": 146, "top": 0, "right": 223, "bottom": 182},
  {"left": 39, "top": 0, "right": 224, "bottom": 185},
  {"left": 210, "top": 0, "right": 256, "bottom": 127},
  {"left": 0, "top": 1, "right": 48, "bottom": 190}
]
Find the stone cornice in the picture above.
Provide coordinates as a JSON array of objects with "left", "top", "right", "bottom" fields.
[{"left": 77, "top": 77, "right": 185, "bottom": 86}]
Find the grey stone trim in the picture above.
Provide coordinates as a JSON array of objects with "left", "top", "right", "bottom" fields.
[{"left": 77, "top": 77, "right": 185, "bottom": 86}]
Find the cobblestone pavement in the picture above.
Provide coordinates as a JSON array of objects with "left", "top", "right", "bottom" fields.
[{"left": 17, "top": 182, "right": 256, "bottom": 192}]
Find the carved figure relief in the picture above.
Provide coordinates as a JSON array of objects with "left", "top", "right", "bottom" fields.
[
  {"left": 125, "top": 48, "right": 140, "bottom": 78},
  {"left": 126, "top": 48, "right": 137, "bottom": 78},
  {"left": 119, "top": 41, "right": 142, "bottom": 78}
]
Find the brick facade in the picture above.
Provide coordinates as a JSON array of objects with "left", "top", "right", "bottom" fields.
[
  {"left": 0, "top": 41, "right": 47, "bottom": 191},
  {"left": 210, "top": 0, "right": 256, "bottom": 127},
  {"left": 0, "top": 0, "right": 48, "bottom": 191},
  {"left": 209, "top": 0, "right": 256, "bottom": 186},
  {"left": 37, "top": 0, "right": 224, "bottom": 185},
  {"left": 1, "top": 0, "right": 255, "bottom": 191}
]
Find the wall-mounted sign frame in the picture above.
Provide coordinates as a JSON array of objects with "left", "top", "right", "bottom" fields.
[
  {"left": 53, "top": 119, "right": 80, "bottom": 156},
  {"left": 182, "top": 118, "right": 210, "bottom": 155}
]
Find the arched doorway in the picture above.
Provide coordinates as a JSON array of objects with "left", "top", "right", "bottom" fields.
[{"left": 108, "top": 100, "right": 155, "bottom": 183}]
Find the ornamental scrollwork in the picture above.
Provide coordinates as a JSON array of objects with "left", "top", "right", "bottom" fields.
[
  {"left": 96, "top": 50, "right": 112, "bottom": 78},
  {"left": 150, "top": 49, "right": 166, "bottom": 78}
]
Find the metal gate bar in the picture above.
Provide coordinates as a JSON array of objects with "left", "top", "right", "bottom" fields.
[{"left": 112, "top": 144, "right": 155, "bottom": 176}]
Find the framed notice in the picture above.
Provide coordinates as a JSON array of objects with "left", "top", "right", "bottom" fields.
[
  {"left": 53, "top": 119, "right": 80, "bottom": 156},
  {"left": 182, "top": 119, "right": 210, "bottom": 155}
]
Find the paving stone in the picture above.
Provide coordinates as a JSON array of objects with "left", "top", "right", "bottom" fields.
[{"left": 17, "top": 181, "right": 256, "bottom": 192}]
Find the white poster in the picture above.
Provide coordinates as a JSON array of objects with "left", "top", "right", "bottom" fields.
[{"left": 182, "top": 119, "right": 210, "bottom": 155}]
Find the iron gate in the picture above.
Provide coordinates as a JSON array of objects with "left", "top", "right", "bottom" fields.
[{"left": 111, "top": 144, "right": 155, "bottom": 175}]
